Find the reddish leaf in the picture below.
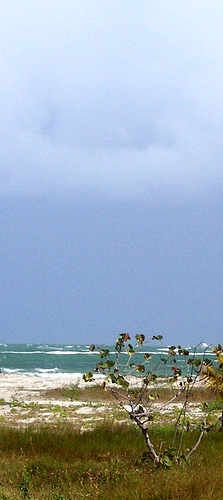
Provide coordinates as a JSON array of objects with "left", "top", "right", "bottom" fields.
[{"left": 123, "top": 333, "right": 131, "bottom": 341}]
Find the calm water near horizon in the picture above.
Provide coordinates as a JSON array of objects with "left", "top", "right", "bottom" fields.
[{"left": 0, "top": 343, "right": 216, "bottom": 378}]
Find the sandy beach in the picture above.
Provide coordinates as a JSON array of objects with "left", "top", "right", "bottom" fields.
[
  {"left": 0, "top": 373, "right": 208, "bottom": 430},
  {"left": 0, "top": 373, "right": 115, "bottom": 428},
  {"left": 0, "top": 373, "right": 88, "bottom": 401},
  {"left": 0, "top": 372, "right": 192, "bottom": 401}
]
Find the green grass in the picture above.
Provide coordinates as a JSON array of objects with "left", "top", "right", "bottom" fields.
[
  {"left": 0, "top": 383, "right": 221, "bottom": 498},
  {"left": 0, "top": 421, "right": 222, "bottom": 499}
]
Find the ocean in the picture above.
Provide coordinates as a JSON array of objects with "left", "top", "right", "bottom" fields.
[{"left": 0, "top": 343, "right": 215, "bottom": 378}]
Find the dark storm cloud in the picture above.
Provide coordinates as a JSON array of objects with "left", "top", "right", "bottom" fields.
[
  {"left": 1, "top": 1, "right": 223, "bottom": 345},
  {"left": 1, "top": 1, "right": 223, "bottom": 199}
]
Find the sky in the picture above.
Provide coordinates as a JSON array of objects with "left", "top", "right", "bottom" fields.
[{"left": 1, "top": 1, "right": 223, "bottom": 345}]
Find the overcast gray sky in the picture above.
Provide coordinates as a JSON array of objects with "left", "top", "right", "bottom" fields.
[{"left": 1, "top": 1, "right": 223, "bottom": 345}]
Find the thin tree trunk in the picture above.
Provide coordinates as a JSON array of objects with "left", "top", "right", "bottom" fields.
[
  {"left": 185, "top": 427, "right": 205, "bottom": 460},
  {"left": 134, "top": 417, "right": 160, "bottom": 464}
]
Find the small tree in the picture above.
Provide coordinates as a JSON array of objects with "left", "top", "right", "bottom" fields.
[{"left": 83, "top": 333, "right": 213, "bottom": 467}]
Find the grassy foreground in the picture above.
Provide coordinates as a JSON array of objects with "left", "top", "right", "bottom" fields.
[{"left": 0, "top": 421, "right": 222, "bottom": 499}]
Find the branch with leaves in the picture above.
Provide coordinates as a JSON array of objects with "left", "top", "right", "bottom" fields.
[
  {"left": 201, "top": 344, "right": 223, "bottom": 430},
  {"left": 83, "top": 333, "right": 214, "bottom": 467}
]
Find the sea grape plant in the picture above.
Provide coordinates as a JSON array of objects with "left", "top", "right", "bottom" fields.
[
  {"left": 83, "top": 333, "right": 216, "bottom": 467},
  {"left": 201, "top": 344, "right": 223, "bottom": 430}
]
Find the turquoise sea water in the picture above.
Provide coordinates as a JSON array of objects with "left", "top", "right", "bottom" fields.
[{"left": 0, "top": 343, "right": 215, "bottom": 378}]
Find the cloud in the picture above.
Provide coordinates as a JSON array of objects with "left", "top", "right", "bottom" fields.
[{"left": 1, "top": 0, "right": 223, "bottom": 199}]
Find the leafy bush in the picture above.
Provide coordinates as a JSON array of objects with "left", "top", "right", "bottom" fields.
[{"left": 84, "top": 333, "right": 216, "bottom": 466}]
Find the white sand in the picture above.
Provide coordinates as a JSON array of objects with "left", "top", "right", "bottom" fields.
[
  {"left": 0, "top": 373, "right": 92, "bottom": 401},
  {"left": 0, "top": 373, "right": 207, "bottom": 429},
  {"left": 0, "top": 373, "right": 202, "bottom": 402},
  {"left": 0, "top": 374, "right": 110, "bottom": 427}
]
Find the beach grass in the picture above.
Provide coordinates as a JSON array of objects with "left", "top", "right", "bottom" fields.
[
  {"left": 0, "top": 421, "right": 222, "bottom": 499},
  {"left": 42, "top": 383, "right": 214, "bottom": 404},
  {"left": 0, "top": 380, "right": 222, "bottom": 498},
  {"left": 42, "top": 384, "right": 119, "bottom": 403}
]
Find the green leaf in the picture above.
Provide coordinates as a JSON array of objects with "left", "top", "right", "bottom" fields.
[
  {"left": 161, "top": 455, "right": 173, "bottom": 468},
  {"left": 135, "top": 334, "right": 145, "bottom": 345},
  {"left": 168, "top": 346, "right": 176, "bottom": 355},
  {"left": 171, "top": 367, "right": 182, "bottom": 377},
  {"left": 144, "top": 353, "right": 151, "bottom": 361},
  {"left": 115, "top": 338, "right": 124, "bottom": 352},
  {"left": 98, "top": 360, "right": 115, "bottom": 371},
  {"left": 148, "top": 394, "right": 155, "bottom": 400},
  {"left": 152, "top": 335, "right": 163, "bottom": 341},
  {"left": 188, "top": 357, "right": 201, "bottom": 366},
  {"left": 97, "top": 362, "right": 107, "bottom": 371},
  {"left": 135, "top": 364, "right": 145, "bottom": 373},
  {"left": 100, "top": 349, "right": 110, "bottom": 358},
  {"left": 106, "top": 360, "right": 115, "bottom": 370},
  {"left": 194, "top": 357, "right": 201, "bottom": 366},
  {"left": 83, "top": 372, "right": 94, "bottom": 382},
  {"left": 182, "top": 349, "right": 189, "bottom": 356},
  {"left": 126, "top": 346, "right": 135, "bottom": 356},
  {"left": 203, "top": 358, "right": 212, "bottom": 366},
  {"left": 116, "top": 376, "right": 129, "bottom": 388},
  {"left": 108, "top": 374, "right": 118, "bottom": 384},
  {"left": 187, "top": 358, "right": 193, "bottom": 365},
  {"left": 143, "top": 376, "right": 150, "bottom": 386}
]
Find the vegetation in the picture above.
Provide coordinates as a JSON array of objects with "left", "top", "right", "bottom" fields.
[
  {"left": 0, "top": 336, "right": 223, "bottom": 497},
  {"left": 84, "top": 333, "right": 220, "bottom": 465},
  {"left": 201, "top": 344, "right": 223, "bottom": 429},
  {"left": 0, "top": 421, "right": 222, "bottom": 499}
]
